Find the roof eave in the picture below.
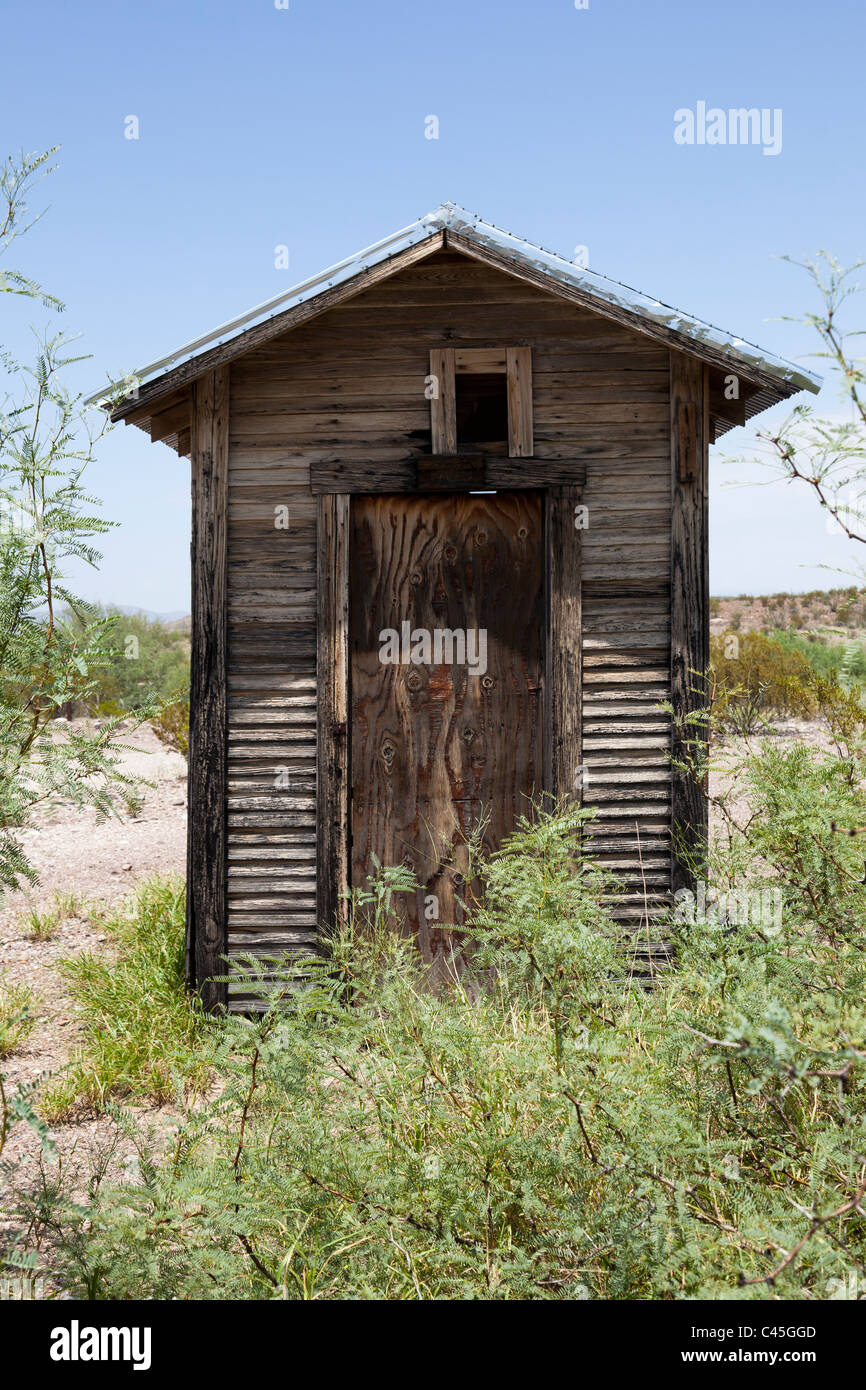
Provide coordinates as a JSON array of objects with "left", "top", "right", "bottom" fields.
[{"left": 94, "top": 202, "right": 822, "bottom": 428}]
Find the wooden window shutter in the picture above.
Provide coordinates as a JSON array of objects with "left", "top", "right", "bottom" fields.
[
  {"left": 506, "top": 347, "right": 533, "bottom": 457},
  {"left": 429, "top": 347, "right": 457, "bottom": 454}
]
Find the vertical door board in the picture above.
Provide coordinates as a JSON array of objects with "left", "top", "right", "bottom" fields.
[
  {"left": 350, "top": 492, "right": 544, "bottom": 969},
  {"left": 545, "top": 486, "right": 582, "bottom": 804}
]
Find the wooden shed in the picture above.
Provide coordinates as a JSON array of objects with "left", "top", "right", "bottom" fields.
[{"left": 102, "top": 203, "right": 820, "bottom": 1010}]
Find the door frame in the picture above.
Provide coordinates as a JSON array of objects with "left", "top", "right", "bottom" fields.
[{"left": 315, "top": 478, "right": 583, "bottom": 934}]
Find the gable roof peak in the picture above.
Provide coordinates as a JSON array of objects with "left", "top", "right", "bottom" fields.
[{"left": 90, "top": 202, "right": 821, "bottom": 416}]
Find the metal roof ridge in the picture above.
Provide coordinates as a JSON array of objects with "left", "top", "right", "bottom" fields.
[{"left": 86, "top": 201, "right": 822, "bottom": 406}]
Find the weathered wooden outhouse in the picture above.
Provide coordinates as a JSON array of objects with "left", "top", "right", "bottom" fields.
[{"left": 103, "top": 203, "right": 820, "bottom": 1009}]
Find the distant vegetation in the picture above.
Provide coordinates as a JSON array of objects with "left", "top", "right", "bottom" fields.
[
  {"left": 62, "top": 604, "right": 189, "bottom": 718},
  {"left": 711, "top": 586, "right": 866, "bottom": 637},
  {"left": 709, "top": 587, "right": 866, "bottom": 733},
  {"left": 771, "top": 628, "right": 866, "bottom": 682},
  {"left": 59, "top": 604, "right": 190, "bottom": 757},
  {"left": 710, "top": 629, "right": 866, "bottom": 735}
]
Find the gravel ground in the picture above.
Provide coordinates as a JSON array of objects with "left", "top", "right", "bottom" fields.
[{"left": 0, "top": 721, "right": 188, "bottom": 1275}]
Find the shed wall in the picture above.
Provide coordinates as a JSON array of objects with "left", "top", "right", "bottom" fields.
[{"left": 224, "top": 250, "right": 672, "bottom": 1007}]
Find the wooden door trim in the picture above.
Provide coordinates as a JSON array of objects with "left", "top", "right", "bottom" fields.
[
  {"left": 316, "top": 493, "right": 351, "bottom": 935},
  {"left": 310, "top": 458, "right": 586, "bottom": 494},
  {"left": 544, "top": 487, "right": 583, "bottom": 806}
]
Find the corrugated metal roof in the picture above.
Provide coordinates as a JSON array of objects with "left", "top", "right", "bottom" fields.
[{"left": 87, "top": 201, "right": 822, "bottom": 406}]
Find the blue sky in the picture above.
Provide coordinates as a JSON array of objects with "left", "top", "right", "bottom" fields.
[{"left": 2, "top": 0, "right": 865, "bottom": 611}]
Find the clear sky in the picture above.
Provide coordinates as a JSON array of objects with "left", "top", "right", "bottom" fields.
[{"left": 2, "top": 0, "right": 865, "bottom": 613}]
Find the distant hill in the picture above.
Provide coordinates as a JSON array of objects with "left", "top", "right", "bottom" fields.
[{"left": 711, "top": 588, "right": 866, "bottom": 641}]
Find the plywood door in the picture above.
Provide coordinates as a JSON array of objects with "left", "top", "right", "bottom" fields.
[{"left": 350, "top": 492, "right": 544, "bottom": 971}]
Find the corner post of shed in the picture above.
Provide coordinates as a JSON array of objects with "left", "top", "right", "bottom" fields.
[
  {"left": 316, "top": 493, "right": 351, "bottom": 935},
  {"left": 544, "top": 485, "right": 583, "bottom": 806},
  {"left": 670, "top": 350, "right": 710, "bottom": 897},
  {"left": 186, "top": 366, "right": 229, "bottom": 1011}
]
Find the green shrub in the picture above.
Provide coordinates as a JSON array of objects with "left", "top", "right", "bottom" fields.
[
  {"left": 22, "top": 907, "right": 59, "bottom": 941},
  {"left": 62, "top": 605, "right": 189, "bottom": 715},
  {"left": 44, "top": 801, "right": 866, "bottom": 1301},
  {"left": 711, "top": 631, "right": 814, "bottom": 728},
  {"left": 0, "top": 980, "right": 36, "bottom": 1059},
  {"left": 151, "top": 696, "right": 189, "bottom": 760},
  {"left": 20, "top": 892, "right": 89, "bottom": 942},
  {"left": 710, "top": 630, "right": 866, "bottom": 733},
  {"left": 42, "top": 876, "right": 209, "bottom": 1117},
  {"left": 772, "top": 628, "right": 866, "bottom": 682}
]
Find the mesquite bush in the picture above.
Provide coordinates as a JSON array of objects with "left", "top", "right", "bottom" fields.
[{"left": 43, "top": 791, "right": 866, "bottom": 1300}]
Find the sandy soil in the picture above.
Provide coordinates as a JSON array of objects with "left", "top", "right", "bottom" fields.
[{"left": 0, "top": 721, "right": 188, "bottom": 1274}]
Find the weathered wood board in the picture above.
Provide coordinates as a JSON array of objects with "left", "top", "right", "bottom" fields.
[
  {"left": 350, "top": 492, "right": 544, "bottom": 974},
  {"left": 187, "top": 366, "right": 229, "bottom": 1011}
]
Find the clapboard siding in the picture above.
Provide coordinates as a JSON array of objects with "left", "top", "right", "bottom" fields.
[
  {"left": 224, "top": 250, "right": 672, "bottom": 998},
  {"left": 225, "top": 410, "right": 318, "bottom": 1005}
]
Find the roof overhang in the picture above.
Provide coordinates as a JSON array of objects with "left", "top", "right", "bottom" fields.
[{"left": 89, "top": 202, "right": 822, "bottom": 454}]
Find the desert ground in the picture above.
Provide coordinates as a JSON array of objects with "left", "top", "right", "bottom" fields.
[{"left": 0, "top": 722, "right": 187, "bottom": 1270}]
